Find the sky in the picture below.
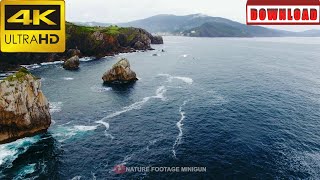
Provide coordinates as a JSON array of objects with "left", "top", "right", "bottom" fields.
[{"left": 66, "top": 0, "right": 320, "bottom": 32}]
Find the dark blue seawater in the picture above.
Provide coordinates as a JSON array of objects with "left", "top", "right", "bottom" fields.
[{"left": 1, "top": 37, "right": 320, "bottom": 179}]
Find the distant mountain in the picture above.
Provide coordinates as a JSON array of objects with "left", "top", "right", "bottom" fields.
[
  {"left": 183, "top": 22, "right": 292, "bottom": 37},
  {"left": 118, "top": 14, "right": 221, "bottom": 33},
  {"left": 74, "top": 14, "right": 320, "bottom": 37},
  {"left": 295, "top": 29, "right": 320, "bottom": 37}
]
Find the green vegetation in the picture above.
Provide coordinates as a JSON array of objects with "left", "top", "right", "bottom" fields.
[
  {"left": 3, "top": 68, "right": 37, "bottom": 82},
  {"left": 67, "top": 23, "right": 138, "bottom": 39},
  {"left": 103, "top": 25, "right": 121, "bottom": 35}
]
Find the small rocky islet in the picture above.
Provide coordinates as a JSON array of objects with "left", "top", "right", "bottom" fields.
[
  {"left": 0, "top": 24, "right": 163, "bottom": 144},
  {"left": 102, "top": 58, "right": 138, "bottom": 84}
]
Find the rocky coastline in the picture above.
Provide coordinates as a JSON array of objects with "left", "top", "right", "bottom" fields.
[
  {"left": 0, "top": 23, "right": 163, "bottom": 72},
  {"left": 0, "top": 23, "right": 163, "bottom": 144}
]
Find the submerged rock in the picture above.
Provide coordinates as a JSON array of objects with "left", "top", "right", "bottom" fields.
[
  {"left": 0, "top": 68, "right": 51, "bottom": 144},
  {"left": 102, "top": 58, "right": 138, "bottom": 84},
  {"left": 63, "top": 55, "right": 80, "bottom": 70}
]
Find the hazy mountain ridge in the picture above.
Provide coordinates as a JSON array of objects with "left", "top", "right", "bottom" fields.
[{"left": 75, "top": 14, "right": 320, "bottom": 37}]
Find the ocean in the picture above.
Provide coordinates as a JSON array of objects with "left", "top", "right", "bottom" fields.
[{"left": 1, "top": 36, "right": 320, "bottom": 179}]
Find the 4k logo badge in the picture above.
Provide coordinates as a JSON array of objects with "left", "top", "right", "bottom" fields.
[{"left": 1, "top": 0, "right": 65, "bottom": 52}]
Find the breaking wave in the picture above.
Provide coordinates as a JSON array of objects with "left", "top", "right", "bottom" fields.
[
  {"left": 0, "top": 136, "right": 41, "bottom": 170},
  {"left": 51, "top": 125, "right": 98, "bottom": 143}
]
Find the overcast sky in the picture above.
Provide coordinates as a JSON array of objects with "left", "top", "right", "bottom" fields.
[{"left": 66, "top": 0, "right": 320, "bottom": 32}]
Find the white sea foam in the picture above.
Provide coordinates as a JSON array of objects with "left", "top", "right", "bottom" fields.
[
  {"left": 52, "top": 125, "right": 98, "bottom": 142},
  {"left": 0, "top": 136, "right": 40, "bottom": 168},
  {"left": 0, "top": 146, "right": 16, "bottom": 166},
  {"left": 96, "top": 120, "right": 110, "bottom": 130},
  {"left": 90, "top": 86, "right": 112, "bottom": 93},
  {"left": 104, "top": 97, "right": 151, "bottom": 120},
  {"left": 79, "top": 57, "right": 95, "bottom": 62},
  {"left": 21, "top": 64, "right": 41, "bottom": 70},
  {"left": 173, "top": 76, "right": 193, "bottom": 85},
  {"left": 40, "top": 61, "right": 64, "bottom": 66},
  {"left": 158, "top": 74, "right": 193, "bottom": 85},
  {"left": 73, "top": 125, "right": 97, "bottom": 131},
  {"left": 63, "top": 77, "right": 74, "bottom": 81},
  {"left": 14, "top": 163, "right": 36, "bottom": 179},
  {"left": 71, "top": 176, "right": 82, "bottom": 180},
  {"left": 181, "top": 54, "right": 188, "bottom": 58},
  {"left": 95, "top": 86, "right": 167, "bottom": 136},
  {"left": 49, "top": 102, "right": 63, "bottom": 113},
  {"left": 121, "top": 155, "right": 132, "bottom": 165},
  {"left": 95, "top": 120, "right": 114, "bottom": 139},
  {"left": 100, "top": 86, "right": 166, "bottom": 121},
  {"left": 153, "top": 86, "right": 167, "bottom": 100},
  {"left": 172, "top": 101, "right": 188, "bottom": 158}
]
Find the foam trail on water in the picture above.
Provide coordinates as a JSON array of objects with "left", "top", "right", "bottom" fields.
[
  {"left": 153, "top": 86, "right": 167, "bottom": 100},
  {"left": 172, "top": 101, "right": 188, "bottom": 158},
  {"left": 95, "top": 120, "right": 114, "bottom": 139},
  {"left": 90, "top": 86, "right": 112, "bottom": 93},
  {"left": 71, "top": 176, "right": 82, "bottom": 180},
  {"left": 99, "top": 86, "right": 166, "bottom": 121},
  {"left": 40, "top": 61, "right": 63, "bottom": 65},
  {"left": 103, "top": 97, "right": 151, "bottom": 120},
  {"left": 96, "top": 86, "right": 167, "bottom": 137},
  {"left": 63, "top": 77, "right": 74, "bottom": 81},
  {"left": 158, "top": 74, "right": 193, "bottom": 85},
  {"left": 95, "top": 120, "right": 110, "bottom": 130}
]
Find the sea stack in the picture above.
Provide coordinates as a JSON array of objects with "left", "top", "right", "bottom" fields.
[
  {"left": 102, "top": 58, "right": 138, "bottom": 84},
  {"left": 0, "top": 68, "right": 51, "bottom": 144},
  {"left": 63, "top": 55, "right": 80, "bottom": 70}
]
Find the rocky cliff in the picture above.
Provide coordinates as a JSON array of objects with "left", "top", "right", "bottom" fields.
[
  {"left": 0, "top": 68, "right": 51, "bottom": 144},
  {"left": 0, "top": 23, "right": 164, "bottom": 71}
]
